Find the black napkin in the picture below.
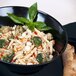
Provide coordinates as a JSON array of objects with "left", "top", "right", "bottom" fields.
[{"left": 63, "top": 22, "right": 76, "bottom": 39}]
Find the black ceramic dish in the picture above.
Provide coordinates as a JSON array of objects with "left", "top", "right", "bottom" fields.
[
  {"left": 0, "top": 6, "right": 67, "bottom": 74},
  {"left": 0, "top": 22, "right": 76, "bottom": 76}
]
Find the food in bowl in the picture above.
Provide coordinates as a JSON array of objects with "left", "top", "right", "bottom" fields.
[
  {"left": 0, "top": 3, "right": 55, "bottom": 65},
  {"left": 0, "top": 25, "right": 55, "bottom": 65}
]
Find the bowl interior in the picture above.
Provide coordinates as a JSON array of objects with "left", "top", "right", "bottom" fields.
[{"left": 0, "top": 6, "right": 67, "bottom": 63}]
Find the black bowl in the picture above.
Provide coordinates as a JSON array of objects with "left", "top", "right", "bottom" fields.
[{"left": 0, "top": 6, "right": 68, "bottom": 74}]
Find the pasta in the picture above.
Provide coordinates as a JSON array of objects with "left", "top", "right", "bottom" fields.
[{"left": 0, "top": 25, "right": 55, "bottom": 65}]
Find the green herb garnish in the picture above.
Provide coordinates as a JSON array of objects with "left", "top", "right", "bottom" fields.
[
  {"left": 0, "top": 39, "right": 6, "bottom": 48},
  {"left": 36, "top": 53, "right": 43, "bottom": 63},
  {"left": 32, "top": 36, "right": 42, "bottom": 47},
  {"left": 8, "top": 3, "right": 52, "bottom": 31},
  {"left": 34, "top": 21, "right": 51, "bottom": 31},
  {"left": 1, "top": 52, "right": 14, "bottom": 63},
  {"left": 7, "top": 13, "right": 29, "bottom": 24},
  {"left": 29, "top": 2, "right": 37, "bottom": 21}
]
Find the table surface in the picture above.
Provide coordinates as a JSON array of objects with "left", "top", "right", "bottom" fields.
[{"left": 0, "top": 0, "right": 76, "bottom": 25}]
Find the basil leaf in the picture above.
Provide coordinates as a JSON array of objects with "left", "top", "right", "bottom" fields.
[
  {"left": 7, "top": 13, "right": 35, "bottom": 31},
  {"left": 17, "top": 18, "right": 34, "bottom": 30},
  {"left": 0, "top": 39, "right": 6, "bottom": 48},
  {"left": 29, "top": 2, "right": 37, "bottom": 21},
  {"left": 8, "top": 13, "right": 23, "bottom": 24},
  {"left": 7, "top": 3, "right": 52, "bottom": 32},
  {"left": 19, "top": 17, "right": 29, "bottom": 24},
  {"left": 34, "top": 21, "right": 52, "bottom": 31},
  {"left": 1, "top": 52, "right": 14, "bottom": 63},
  {"left": 28, "top": 23, "right": 35, "bottom": 31},
  {"left": 36, "top": 53, "right": 43, "bottom": 63},
  {"left": 8, "top": 13, "right": 30, "bottom": 24},
  {"left": 32, "top": 36, "right": 42, "bottom": 47},
  {"left": 34, "top": 21, "right": 46, "bottom": 27},
  {"left": 39, "top": 26, "right": 52, "bottom": 31}
]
